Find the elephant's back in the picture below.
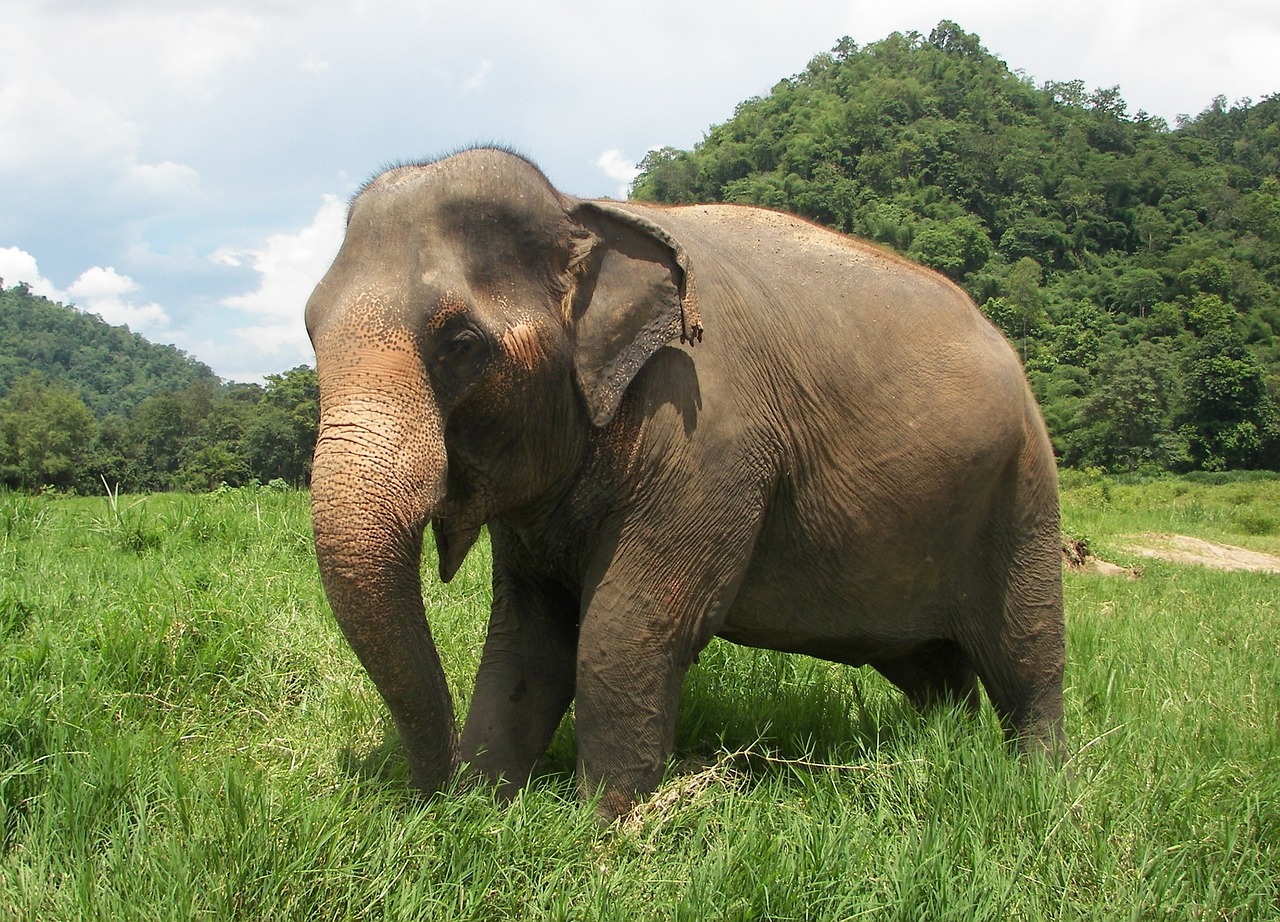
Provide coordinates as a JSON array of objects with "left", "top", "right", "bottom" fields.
[
  {"left": 625, "top": 202, "right": 1028, "bottom": 424},
  {"left": 620, "top": 202, "right": 1008, "bottom": 361},
  {"left": 662, "top": 203, "right": 921, "bottom": 281}
]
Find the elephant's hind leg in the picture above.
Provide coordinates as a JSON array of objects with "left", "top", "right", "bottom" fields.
[
  {"left": 972, "top": 640, "right": 1065, "bottom": 759},
  {"left": 968, "top": 527, "right": 1066, "bottom": 759},
  {"left": 870, "top": 640, "right": 981, "bottom": 715}
]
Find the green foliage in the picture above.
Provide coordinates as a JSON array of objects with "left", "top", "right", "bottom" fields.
[
  {"left": 120, "top": 366, "right": 320, "bottom": 493},
  {"left": 633, "top": 22, "right": 1280, "bottom": 472},
  {"left": 1183, "top": 330, "right": 1279, "bottom": 469},
  {"left": 1072, "top": 341, "right": 1187, "bottom": 471},
  {"left": 0, "top": 375, "right": 97, "bottom": 491},
  {"left": 2, "top": 484, "right": 1278, "bottom": 918}
]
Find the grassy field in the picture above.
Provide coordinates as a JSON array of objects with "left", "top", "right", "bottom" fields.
[{"left": 2, "top": 476, "right": 1278, "bottom": 920}]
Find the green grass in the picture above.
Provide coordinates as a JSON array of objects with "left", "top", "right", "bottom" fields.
[{"left": 2, "top": 479, "right": 1278, "bottom": 920}]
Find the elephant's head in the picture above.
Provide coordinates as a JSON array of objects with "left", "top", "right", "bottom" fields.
[{"left": 304, "top": 147, "right": 701, "bottom": 793}]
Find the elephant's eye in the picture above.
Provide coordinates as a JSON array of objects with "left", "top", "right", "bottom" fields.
[
  {"left": 428, "top": 323, "right": 493, "bottom": 398},
  {"left": 438, "top": 328, "right": 483, "bottom": 363}
]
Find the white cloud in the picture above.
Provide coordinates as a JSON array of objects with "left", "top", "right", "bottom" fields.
[
  {"left": 232, "top": 322, "right": 307, "bottom": 357},
  {"left": 0, "top": 247, "right": 61, "bottom": 300},
  {"left": 116, "top": 160, "right": 205, "bottom": 208},
  {"left": 215, "top": 194, "right": 346, "bottom": 372},
  {"left": 0, "top": 73, "right": 203, "bottom": 222},
  {"left": 219, "top": 194, "right": 345, "bottom": 321},
  {"left": 66, "top": 266, "right": 171, "bottom": 333},
  {"left": 595, "top": 149, "right": 641, "bottom": 199}
]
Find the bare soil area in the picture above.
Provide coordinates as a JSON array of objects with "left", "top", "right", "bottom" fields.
[
  {"left": 1064, "top": 534, "right": 1280, "bottom": 576},
  {"left": 1122, "top": 533, "right": 1280, "bottom": 574}
]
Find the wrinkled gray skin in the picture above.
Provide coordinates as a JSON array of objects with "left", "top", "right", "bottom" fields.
[{"left": 306, "top": 148, "right": 1064, "bottom": 819}]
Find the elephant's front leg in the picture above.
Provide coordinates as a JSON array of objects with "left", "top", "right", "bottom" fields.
[
  {"left": 573, "top": 511, "right": 762, "bottom": 820},
  {"left": 459, "top": 540, "right": 578, "bottom": 795},
  {"left": 574, "top": 599, "right": 694, "bottom": 820}
]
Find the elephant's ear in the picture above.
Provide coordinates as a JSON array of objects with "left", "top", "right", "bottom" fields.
[{"left": 566, "top": 201, "right": 703, "bottom": 427}]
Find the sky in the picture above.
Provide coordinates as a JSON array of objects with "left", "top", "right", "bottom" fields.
[{"left": 2, "top": 0, "right": 1279, "bottom": 383}]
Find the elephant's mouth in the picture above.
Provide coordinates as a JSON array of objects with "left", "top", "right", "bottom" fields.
[
  {"left": 430, "top": 471, "right": 490, "bottom": 581},
  {"left": 431, "top": 515, "right": 483, "bottom": 582}
]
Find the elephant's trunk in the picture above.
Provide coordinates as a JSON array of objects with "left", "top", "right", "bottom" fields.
[{"left": 310, "top": 346, "right": 459, "bottom": 794}]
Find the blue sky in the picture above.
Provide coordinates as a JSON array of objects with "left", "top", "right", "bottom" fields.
[{"left": 3, "top": 0, "right": 1278, "bottom": 382}]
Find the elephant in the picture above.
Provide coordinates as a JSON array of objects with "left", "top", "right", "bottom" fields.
[{"left": 305, "top": 147, "right": 1065, "bottom": 819}]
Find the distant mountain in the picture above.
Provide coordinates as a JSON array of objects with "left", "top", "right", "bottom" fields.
[{"left": 0, "top": 282, "right": 219, "bottom": 419}]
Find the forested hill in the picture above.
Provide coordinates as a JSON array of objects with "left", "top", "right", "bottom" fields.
[
  {"left": 0, "top": 283, "right": 217, "bottom": 417},
  {"left": 633, "top": 21, "right": 1280, "bottom": 473},
  {"left": 1, "top": 283, "right": 318, "bottom": 494}
]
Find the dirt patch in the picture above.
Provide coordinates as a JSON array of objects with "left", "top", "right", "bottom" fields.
[{"left": 1122, "top": 533, "right": 1280, "bottom": 574}]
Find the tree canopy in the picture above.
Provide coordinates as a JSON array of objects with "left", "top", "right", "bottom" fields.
[{"left": 633, "top": 22, "right": 1280, "bottom": 472}]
